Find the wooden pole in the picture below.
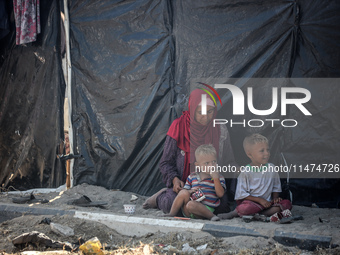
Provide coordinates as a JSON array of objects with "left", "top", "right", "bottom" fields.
[
  {"left": 63, "top": 0, "right": 74, "bottom": 188},
  {"left": 66, "top": 159, "right": 70, "bottom": 189}
]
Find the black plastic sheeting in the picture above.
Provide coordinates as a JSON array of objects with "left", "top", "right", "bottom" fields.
[
  {"left": 0, "top": 0, "right": 66, "bottom": 189},
  {"left": 1, "top": 0, "right": 339, "bottom": 207},
  {"left": 68, "top": 0, "right": 340, "bottom": 207},
  {"left": 0, "top": 0, "right": 9, "bottom": 40},
  {"left": 69, "top": 0, "right": 176, "bottom": 196}
]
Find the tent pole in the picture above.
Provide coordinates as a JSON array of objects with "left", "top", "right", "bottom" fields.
[{"left": 63, "top": 0, "right": 74, "bottom": 189}]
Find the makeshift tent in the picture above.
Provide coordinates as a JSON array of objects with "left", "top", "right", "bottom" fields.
[
  {"left": 0, "top": 0, "right": 65, "bottom": 189},
  {"left": 1, "top": 0, "right": 339, "bottom": 207}
]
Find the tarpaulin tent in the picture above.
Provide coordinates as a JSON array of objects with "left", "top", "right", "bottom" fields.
[
  {"left": 0, "top": 0, "right": 65, "bottom": 189},
  {"left": 1, "top": 0, "right": 339, "bottom": 207}
]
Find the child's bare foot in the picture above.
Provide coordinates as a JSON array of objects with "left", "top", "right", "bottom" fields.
[
  {"left": 143, "top": 188, "right": 167, "bottom": 209},
  {"left": 210, "top": 215, "right": 220, "bottom": 221},
  {"left": 218, "top": 209, "right": 239, "bottom": 220}
]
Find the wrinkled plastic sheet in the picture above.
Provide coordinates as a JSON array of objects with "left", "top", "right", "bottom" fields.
[
  {"left": 69, "top": 0, "right": 340, "bottom": 207},
  {"left": 0, "top": 0, "right": 65, "bottom": 189},
  {"left": 1, "top": 0, "right": 339, "bottom": 207}
]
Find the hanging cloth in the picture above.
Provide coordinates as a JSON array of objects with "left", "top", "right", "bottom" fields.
[{"left": 13, "top": 0, "right": 41, "bottom": 45}]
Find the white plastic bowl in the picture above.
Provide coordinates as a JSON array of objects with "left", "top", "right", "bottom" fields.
[{"left": 123, "top": 204, "right": 136, "bottom": 214}]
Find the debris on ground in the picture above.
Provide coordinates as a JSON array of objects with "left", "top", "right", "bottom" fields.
[{"left": 0, "top": 183, "right": 340, "bottom": 254}]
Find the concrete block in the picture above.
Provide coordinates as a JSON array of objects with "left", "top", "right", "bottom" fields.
[
  {"left": 74, "top": 211, "right": 205, "bottom": 237},
  {"left": 274, "top": 230, "right": 332, "bottom": 251},
  {"left": 0, "top": 204, "right": 74, "bottom": 217},
  {"left": 203, "top": 223, "right": 267, "bottom": 238}
]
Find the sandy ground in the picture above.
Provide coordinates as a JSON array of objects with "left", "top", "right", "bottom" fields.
[{"left": 0, "top": 183, "right": 340, "bottom": 254}]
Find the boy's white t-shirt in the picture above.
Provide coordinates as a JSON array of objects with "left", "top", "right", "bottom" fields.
[{"left": 235, "top": 163, "right": 282, "bottom": 202}]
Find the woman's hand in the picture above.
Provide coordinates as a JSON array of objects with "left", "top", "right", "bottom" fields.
[{"left": 172, "top": 177, "right": 184, "bottom": 193}]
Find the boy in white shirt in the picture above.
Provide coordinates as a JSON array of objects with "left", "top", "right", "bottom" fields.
[{"left": 218, "top": 133, "right": 292, "bottom": 222}]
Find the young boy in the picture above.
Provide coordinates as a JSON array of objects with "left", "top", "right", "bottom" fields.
[
  {"left": 162, "top": 144, "right": 226, "bottom": 221},
  {"left": 218, "top": 133, "right": 292, "bottom": 222}
]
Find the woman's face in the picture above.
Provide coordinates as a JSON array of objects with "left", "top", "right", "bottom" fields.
[{"left": 194, "top": 105, "right": 215, "bottom": 126}]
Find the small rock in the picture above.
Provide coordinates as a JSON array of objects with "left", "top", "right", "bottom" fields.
[
  {"left": 50, "top": 222, "right": 74, "bottom": 236},
  {"left": 130, "top": 195, "right": 138, "bottom": 202}
]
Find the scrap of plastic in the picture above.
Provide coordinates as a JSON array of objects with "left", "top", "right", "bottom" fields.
[
  {"left": 163, "top": 245, "right": 178, "bottom": 252},
  {"left": 197, "top": 243, "right": 208, "bottom": 250},
  {"left": 79, "top": 237, "right": 104, "bottom": 255},
  {"left": 182, "top": 243, "right": 196, "bottom": 253}
]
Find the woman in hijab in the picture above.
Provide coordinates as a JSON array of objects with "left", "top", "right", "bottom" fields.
[{"left": 143, "top": 89, "right": 238, "bottom": 214}]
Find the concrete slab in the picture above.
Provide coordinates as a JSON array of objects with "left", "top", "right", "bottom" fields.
[
  {"left": 274, "top": 230, "right": 332, "bottom": 251},
  {"left": 0, "top": 203, "right": 204, "bottom": 237},
  {"left": 0, "top": 203, "right": 74, "bottom": 216},
  {"left": 203, "top": 223, "right": 267, "bottom": 238},
  {"left": 74, "top": 211, "right": 204, "bottom": 236}
]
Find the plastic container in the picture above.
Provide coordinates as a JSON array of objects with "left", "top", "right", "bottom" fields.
[
  {"left": 123, "top": 204, "right": 136, "bottom": 214},
  {"left": 190, "top": 189, "right": 206, "bottom": 202}
]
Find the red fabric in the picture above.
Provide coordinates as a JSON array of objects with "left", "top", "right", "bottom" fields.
[
  {"left": 236, "top": 199, "right": 293, "bottom": 217},
  {"left": 167, "top": 89, "right": 220, "bottom": 182},
  {"left": 13, "top": 0, "right": 41, "bottom": 45}
]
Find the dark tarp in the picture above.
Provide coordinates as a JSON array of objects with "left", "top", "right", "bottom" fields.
[
  {"left": 69, "top": 0, "right": 174, "bottom": 195},
  {"left": 0, "top": 0, "right": 65, "bottom": 189},
  {"left": 0, "top": 0, "right": 9, "bottom": 40},
  {"left": 69, "top": 0, "right": 340, "bottom": 207},
  {"left": 1, "top": 0, "right": 339, "bottom": 207}
]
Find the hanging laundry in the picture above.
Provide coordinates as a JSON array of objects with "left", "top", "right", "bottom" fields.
[{"left": 13, "top": 0, "right": 41, "bottom": 45}]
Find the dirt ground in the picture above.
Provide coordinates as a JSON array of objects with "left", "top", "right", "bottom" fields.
[{"left": 0, "top": 183, "right": 340, "bottom": 254}]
